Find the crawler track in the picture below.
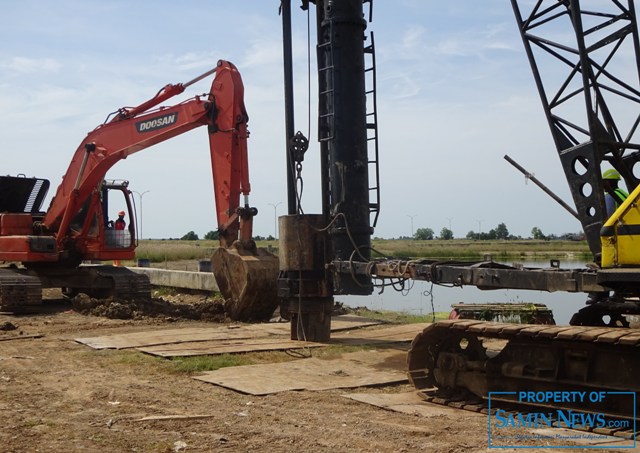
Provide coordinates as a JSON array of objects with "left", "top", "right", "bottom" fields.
[
  {"left": 94, "top": 266, "right": 151, "bottom": 300},
  {"left": 408, "top": 320, "right": 640, "bottom": 420},
  {"left": 0, "top": 268, "right": 42, "bottom": 313},
  {"left": 0, "top": 265, "right": 151, "bottom": 313}
]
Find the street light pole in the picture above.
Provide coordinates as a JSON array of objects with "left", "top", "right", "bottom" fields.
[
  {"left": 132, "top": 190, "right": 150, "bottom": 239},
  {"left": 406, "top": 214, "right": 417, "bottom": 239},
  {"left": 268, "top": 202, "right": 282, "bottom": 240}
]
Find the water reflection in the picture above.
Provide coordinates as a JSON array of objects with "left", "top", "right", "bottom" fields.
[{"left": 338, "top": 260, "right": 589, "bottom": 325}]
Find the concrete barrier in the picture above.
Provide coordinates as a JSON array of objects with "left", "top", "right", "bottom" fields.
[{"left": 128, "top": 267, "right": 219, "bottom": 292}]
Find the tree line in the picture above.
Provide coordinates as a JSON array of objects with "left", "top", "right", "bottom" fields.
[
  {"left": 179, "top": 230, "right": 275, "bottom": 241},
  {"left": 410, "top": 223, "right": 583, "bottom": 241},
  {"left": 176, "top": 224, "right": 583, "bottom": 241}
]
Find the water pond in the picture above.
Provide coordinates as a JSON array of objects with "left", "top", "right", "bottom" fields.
[{"left": 338, "top": 259, "right": 589, "bottom": 325}]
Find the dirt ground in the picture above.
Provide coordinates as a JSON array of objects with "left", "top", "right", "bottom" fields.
[{"left": 0, "top": 292, "right": 625, "bottom": 452}]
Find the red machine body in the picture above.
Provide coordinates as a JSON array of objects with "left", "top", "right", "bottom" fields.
[{"left": 0, "top": 60, "right": 252, "bottom": 266}]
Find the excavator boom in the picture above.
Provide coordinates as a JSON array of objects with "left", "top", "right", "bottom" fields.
[
  {"left": 0, "top": 60, "right": 278, "bottom": 320},
  {"left": 43, "top": 60, "right": 250, "bottom": 248}
]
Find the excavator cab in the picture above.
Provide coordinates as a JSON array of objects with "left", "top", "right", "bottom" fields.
[
  {"left": 101, "top": 180, "right": 135, "bottom": 252},
  {"left": 65, "top": 179, "right": 136, "bottom": 262}
]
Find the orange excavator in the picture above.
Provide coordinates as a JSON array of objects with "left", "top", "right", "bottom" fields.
[{"left": 0, "top": 60, "right": 278, "bottom": 320}]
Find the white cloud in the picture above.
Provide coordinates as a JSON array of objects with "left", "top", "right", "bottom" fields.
[
  {"left": 401, "top": 26, "right": 426, "bottom": 53},
  {"left": 1, "top": 56, "right": 61, "bottom": 74}
]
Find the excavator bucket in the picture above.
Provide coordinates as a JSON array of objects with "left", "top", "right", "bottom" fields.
[{"left": 212, "top": 245, "right": 279, "bottom": 321}]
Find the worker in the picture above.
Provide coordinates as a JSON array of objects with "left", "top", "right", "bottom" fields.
[
  {"left": 602, "top": 169, "right": 628, "bottom": 217},
  {"left": 114, "top": 211, "right": 126, "bottom": 230},
  {"left": 113, "top": 210, "right": 126, "bottom": 266}
]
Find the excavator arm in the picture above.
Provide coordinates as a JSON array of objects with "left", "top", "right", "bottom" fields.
[
  {"left": 44, "top": 60, "right": 251, "bottom": 250},
  {"left": 0, "top": 60, "right": 278, "bottom": 321}
]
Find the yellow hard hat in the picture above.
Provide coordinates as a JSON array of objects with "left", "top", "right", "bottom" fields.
[{"left": 602, "top": 169, "right": 621, "bottom": 180}]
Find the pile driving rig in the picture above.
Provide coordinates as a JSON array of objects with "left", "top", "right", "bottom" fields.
[{"left": 277, "top": 0, "right": 640, "bottom": 421}]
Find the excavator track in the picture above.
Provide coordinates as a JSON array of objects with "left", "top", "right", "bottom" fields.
[
  {"left": 0, "top": 268, "right": 42, "bottom": 313},
  {"left": 408, "top": 320, "right": 640, "bottom": 421},
  {"left": 58, "top": 265, "right": 152, "bottom": 300},
  {"left": 93, "top": 266, "right": 151, "bottom": 300},
  {"left": 0, "top": 265, "right": 151, "bottom": 313}
]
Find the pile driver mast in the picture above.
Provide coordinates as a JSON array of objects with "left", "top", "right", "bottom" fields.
[
  {"left": 301, "top": 0, "right": 640, "bottom": 329},
  {"left": 278, "top": 0, "right": 380, "bottom": 341}
]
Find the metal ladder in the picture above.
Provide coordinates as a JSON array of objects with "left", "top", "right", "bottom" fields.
[
  {"left": 364, "top": 28, "right": 381, "bottom": 227},
  {"left": 317, "top": 0, "right": 381, "bottom": 227},
  {"left": 317, "top": 34, "right": 335, "bottom": 143}
]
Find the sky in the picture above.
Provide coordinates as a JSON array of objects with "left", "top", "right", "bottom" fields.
[{"left": 1, "top": 0, "right": 629, "bottom": 240}]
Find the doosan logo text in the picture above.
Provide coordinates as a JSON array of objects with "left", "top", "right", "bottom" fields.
[{"left": 136, "top": 113, "right": 178, "bottom": 133}]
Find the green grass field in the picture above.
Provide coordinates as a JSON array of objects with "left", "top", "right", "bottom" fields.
[{"left": 133, "top": 238, "right": 591, "bottom": 264}]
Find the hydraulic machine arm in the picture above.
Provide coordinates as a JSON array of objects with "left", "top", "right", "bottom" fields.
[{"left": 42, "top": 59, "right": 252, "bottom": 254}]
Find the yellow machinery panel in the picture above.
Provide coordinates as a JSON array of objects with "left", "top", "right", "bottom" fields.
[{"left": 601, "top": 183, "right": 640, "bottom": 267}]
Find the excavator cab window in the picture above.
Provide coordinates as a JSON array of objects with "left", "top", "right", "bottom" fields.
[
  {"left": 70, "top": 192, "right": 109, "bottom": 239},
  {"left": 101, "top": 181, "right": 135, "bottom": 249}
]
